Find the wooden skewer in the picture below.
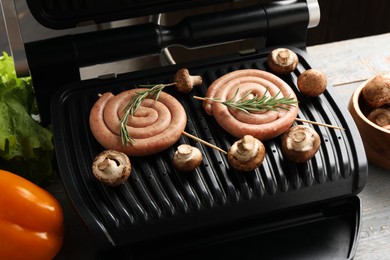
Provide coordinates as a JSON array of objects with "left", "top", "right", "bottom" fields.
[
  {"left": 195, "top": 96, "right": 344, "bottom": 130},
  {"left": 295, "top": 118, "right": 345, "bottom": 130},
  {"left": 193, "top": 96, "right": 207, "bottom": 101},
  {"left": 182, "top": 131, "right": 228, "bottom": 154},
  {"left": 195, "top": 95, "right": 344, "bottom": 131}
]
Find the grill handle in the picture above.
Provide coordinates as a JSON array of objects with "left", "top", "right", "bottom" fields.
[{"left": 73, "top": 5, "right": 270, "bottom": 66}]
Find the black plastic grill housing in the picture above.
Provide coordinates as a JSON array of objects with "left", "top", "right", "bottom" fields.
[{"left": 51, "top": 47, "right": 367, "bottom": 250}]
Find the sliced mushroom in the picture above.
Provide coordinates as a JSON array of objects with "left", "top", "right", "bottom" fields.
[
  {"left": 297, "top": 69, "right": 327, "bottom": 97},
  {"left": 228, "top": 135, "right": 265, "bottom": 172},
  {"left": 174, "top": 68, "right": 203, "bottom": 93},
  {"left": 172, "top": 144, "right": 203, "bottom": 172},
  {"left": 367, "top": 107, "right": 390, "bottom": 128},
  {"left": 267, "top": 48, "right": 299, "bottom": 75},
  {"left": 281, "top": 125, "right": 321, "bottom": 163},
  {"left": 92, "top": 150, "right": 131, "bottom": 186},
  {"left": 362, "top": 73, "right": 390, "bottom": 108}
]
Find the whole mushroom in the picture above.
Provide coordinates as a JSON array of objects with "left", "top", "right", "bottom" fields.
[
  {"left": 362, "top": 73, "right": 390, "bottom": 108},
  {"left": 281, "top": 125, "right": 321, "bottom": 163},
  {"left": 172, "top": 144, "right": 203, "bottom": 172},
  {"left": 174, "top": 68, "right": 203, "bottom": 93},
  {"left": 228, "top": 135, "right": 265, "bottom": 172},
  {"left": 367, "top": 107, "right": 390, "bottom": 129},
  {"left": 297, "top": 69, "right": 327, "bottom": 97},
  {"left": 267, "top": 48, "right": 299, "bottom": 75},
  {"left": 92, "top": 150, "right": 131, "bottom": 186}
]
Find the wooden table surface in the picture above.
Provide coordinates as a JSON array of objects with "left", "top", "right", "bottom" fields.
[{"left": 44, "top": 33, "right": 390, "bottom": 260}]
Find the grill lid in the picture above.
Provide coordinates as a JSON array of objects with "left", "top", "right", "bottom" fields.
[{"left": 26, "top": 0, "right": 273, "bottom": 29}]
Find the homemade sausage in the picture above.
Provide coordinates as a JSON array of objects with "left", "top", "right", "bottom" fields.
[
  {"left": 203, "top": 69, "right": 298, "bottom": 140},
  {"left": 89, "top": 89, "right": 187, "bottom": 156}
]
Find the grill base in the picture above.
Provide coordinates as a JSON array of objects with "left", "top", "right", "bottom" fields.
[{"left": 99, "top": 197, "right": 361, "bottom": 259}]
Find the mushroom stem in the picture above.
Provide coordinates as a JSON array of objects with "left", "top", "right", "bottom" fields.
[
  {"left": 174, "top": 68, "right": 203, "bottom": 93},
  {"left": 281, "top": 125, "right": 321, "bottom": 163},
  {"left": 267, "top": 48, "right": 299, "bottom": 75},
  {"left": 172, "top": 144, "right": 203, "bottom": 172},
  {"left": 97, "top": 158, "right": 111, "bottom": 171},
  {"left": 289, "top": 129, "right": 312, "bottom": 151},
  {"left": 277, "top": 49, "right": 291, "bottom": 63},
  {"left": 189, "top": 75, "right": 203, "bottom": 86},
  {"left": 234, "top": 135, "right": 257, "bottom": 161},
  {"left": 92, "top": 150, "right": 131, "bottom": 186}
]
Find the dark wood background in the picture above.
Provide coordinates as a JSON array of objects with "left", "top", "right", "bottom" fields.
[{"left": 307, "top": 0, "right": 390, "bottom": 45}]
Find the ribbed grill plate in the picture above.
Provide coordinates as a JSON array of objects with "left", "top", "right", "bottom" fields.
[{"left": 51, "top": 48, "right": 367, "bottom": 249}]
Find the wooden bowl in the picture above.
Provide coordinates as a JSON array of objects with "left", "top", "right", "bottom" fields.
[{"left": 348, "top": 79, "right": 390, "bottom": 169}]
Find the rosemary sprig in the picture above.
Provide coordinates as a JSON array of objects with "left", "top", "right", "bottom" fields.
[
  {"left": 194, "top": 88, "right": 298, "bottom": 114},
  {"left": 120, "top": 83, "right": 175, "bottom": 145}
]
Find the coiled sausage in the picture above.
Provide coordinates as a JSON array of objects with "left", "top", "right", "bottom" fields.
[
  {"left": 89, "top": 89, "right": 187, "bottom": 156},
  {"left": 203, "top": 69, "right": 298, "bottom": 140}
]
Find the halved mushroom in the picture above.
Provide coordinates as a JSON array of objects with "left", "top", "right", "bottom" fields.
[
  {"left": 367, "top": 107, "right": 390, "bottom": 128},
  {"left": 92, "top": 150, "right": 131, "bottom": 186},
  {"left": 297, "top": 69, "right": 327, "bottom": 97},
  {"left": 172, "top": 144, "right": 203, "bottom": 172},
  {"left": 228, "top": 135, "right": 265, "bottom": 172},
  {"left": 267, "top": 48, "right": 299, "bottom": 75},
  {"left": 281, "top": 125, "right": 321, "bottom": 163},
  {"left": 174, "top": 68, "right": 203, "bottom": 93}
]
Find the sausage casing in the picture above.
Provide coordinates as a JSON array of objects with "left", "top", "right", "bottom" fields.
[
  {"left": 203, "top": 69, "right": 298, "bottom": 140},
  {"left": 89, "top": 89, "right": 187, "bottom": 156}
]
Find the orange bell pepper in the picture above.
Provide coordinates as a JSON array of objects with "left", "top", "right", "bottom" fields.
[{"left": 0, "top": 170, "right": 64, "bottom": 260}]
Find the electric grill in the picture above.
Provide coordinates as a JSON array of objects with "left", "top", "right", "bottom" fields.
[{"left": 2, "top": 0, "right": 368, "bottom": 259}]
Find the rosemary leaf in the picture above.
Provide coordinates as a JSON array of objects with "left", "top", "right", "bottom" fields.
[
  {"left": 198, "top": 88, "right": 298, "bottom": 114},
  {"left": 119, "top": 83, "right": 175, "bottom": 145}
]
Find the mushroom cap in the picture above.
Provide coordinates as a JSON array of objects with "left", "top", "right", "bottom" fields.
[
  {"left": 297, "top": 69, "right": 327, "bottom": 97},
  {"left": 267, "top": 48, "right": 299, "bottom": 75},
  {"left": 362, "top": 73, "right": 390, "bottom": 108},
  {"left": 172, "top": 144, "right": 203, "bottom": 172},
  {"left": 367, "top": 107, "right": 390, "bottom": 127},
  {"left": 228, "top": 135, "right": 265, "bottom": 172},
  {"left": 174, "top": 68, "right": 202, "bottom": 93},
  {"left": 383, "top": 125, "right": 390, "bottom": 130},
  {"left": 92, "top": 150, "right": 131, "bottom": 186},
  {"left": 281, "top": 125, "right": 321, "bottom": 163}
]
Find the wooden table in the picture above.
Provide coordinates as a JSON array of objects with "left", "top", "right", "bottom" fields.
[
  {"left": 307, "top": 33, "right": 390, "bottom": 259},
  {"left": 44, "top": 33, "right": 390, "bottom": 259}
]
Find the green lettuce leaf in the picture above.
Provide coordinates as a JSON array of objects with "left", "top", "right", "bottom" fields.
[{"left": 0, "top": 52, "right": 54, "bottom": 184}]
